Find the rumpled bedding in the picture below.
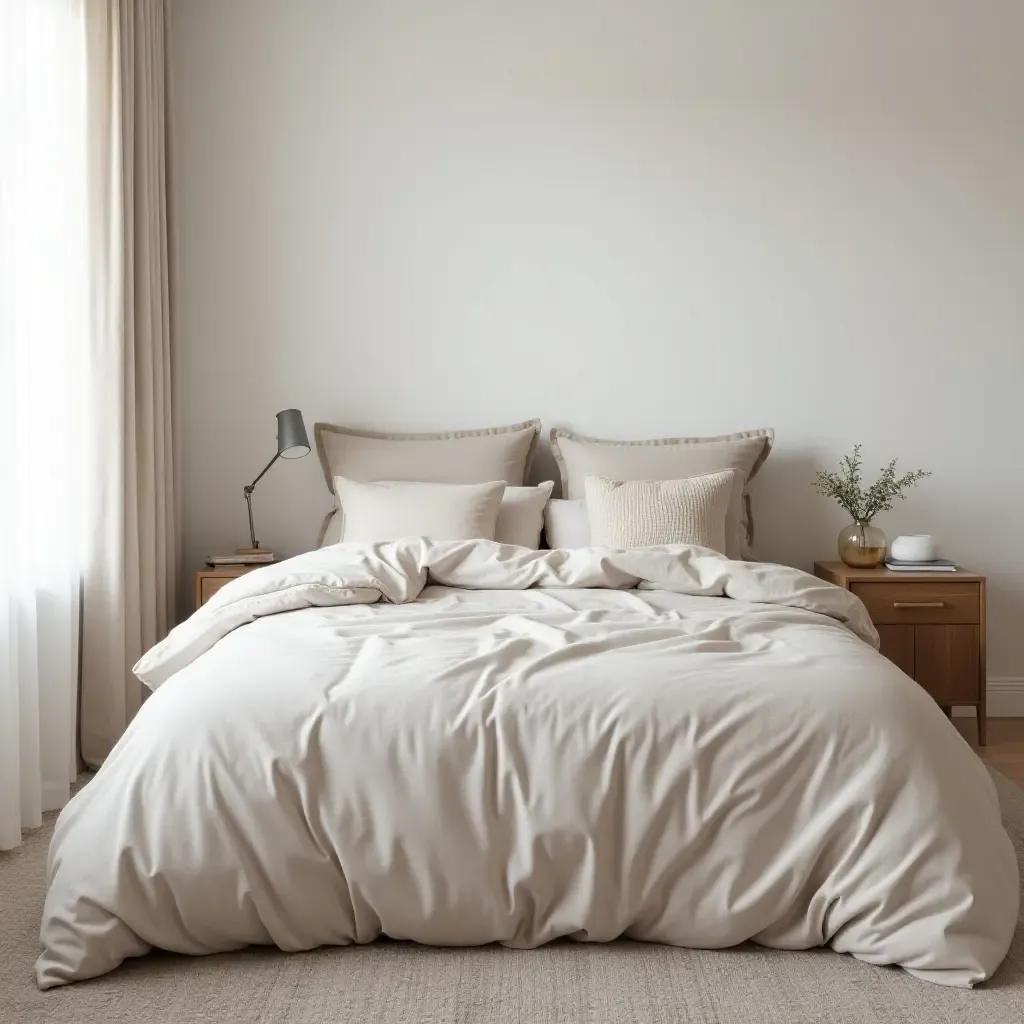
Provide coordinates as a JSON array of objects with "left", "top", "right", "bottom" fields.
[{"left": 36, "top": 540, "right": 1018, "bottom": 988}]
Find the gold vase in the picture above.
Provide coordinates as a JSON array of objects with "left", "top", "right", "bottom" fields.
[{"left": 838, "top": 520, "right": 887, "bottom": 568}]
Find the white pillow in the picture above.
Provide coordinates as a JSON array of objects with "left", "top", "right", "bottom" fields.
[
  {"left": 494, "top": 482, "right": 555, "bottom": 548},
  {"left": 334, "top": 478, "right": 506, "bottom": 543},
  {"left": 583, "top": 472, "right": 737, "bottom": 554},
  {"left": 543, "top": 498, "right": 590, "bottom": 549}
]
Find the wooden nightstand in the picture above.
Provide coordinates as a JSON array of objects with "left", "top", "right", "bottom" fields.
[
  {"left": 194, "top": 565, "right": 264, "bottom": 610},
  {"left": 814, "top": 561, "right": 987, "bottom": 744}
]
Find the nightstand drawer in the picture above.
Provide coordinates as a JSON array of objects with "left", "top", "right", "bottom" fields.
[
  {"left": 850, "top": 582, "right": 980, "bottom": 625},
  {"left": 194, "top": 565, "right": 261, "bottom": 610},
  {"left": 200, "top": 576, "right": 232, "bottom": 605}
]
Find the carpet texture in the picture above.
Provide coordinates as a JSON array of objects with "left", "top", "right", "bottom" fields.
[{"left": 2, "top": 771, "right": 1022, "bottom": 1024}]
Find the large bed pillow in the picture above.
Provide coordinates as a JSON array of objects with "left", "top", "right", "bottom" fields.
[
  {"left": 321, "top": 481, "right": 555, "bottom": 548},
  {"left": 334, "top": 478, "right": 506, "bottom": 543},
  {"left": 584, "top": 472, "right": 736, "bottom": 553},
  {"left": 550, "top": 427, "right": 773, "bottom": 559},
  {"left": 314, "top": 419, "right": 540, "bottom": 546},
  {"left": 316, "top": 420, "right": 540, "bottom": 493}
]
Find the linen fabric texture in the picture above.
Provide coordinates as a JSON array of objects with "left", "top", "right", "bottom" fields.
[
  {"left": 36, "top": 540, "right": 1018, "bottom": 990},
  {"left": 584, "top": 472, "right": 736, "bottom": 554}
]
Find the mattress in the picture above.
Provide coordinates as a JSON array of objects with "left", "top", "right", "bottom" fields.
[{"left": 36, "top": 540, "right": 1018, "bottom": 988}]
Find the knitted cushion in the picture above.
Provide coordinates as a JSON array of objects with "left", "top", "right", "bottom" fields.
[{"left": 584, "top": 471, "right": 737, "bottom": 554}]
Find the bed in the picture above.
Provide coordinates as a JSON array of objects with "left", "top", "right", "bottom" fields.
[{"left": 36, "top": 539, "right": 1018, "bottom": 988}]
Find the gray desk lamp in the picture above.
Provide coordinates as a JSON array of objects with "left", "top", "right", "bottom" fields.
[{"left": 240, "top": 409, "right": 310, "bottom": 555}]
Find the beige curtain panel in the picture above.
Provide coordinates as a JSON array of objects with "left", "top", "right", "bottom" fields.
[{"left": 80, "top": 0, "right": 179, "bottom": 768}]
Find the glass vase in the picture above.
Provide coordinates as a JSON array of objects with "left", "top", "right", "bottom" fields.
[{"left": 838, "top": 520, "right": 887, "bottom": 568}]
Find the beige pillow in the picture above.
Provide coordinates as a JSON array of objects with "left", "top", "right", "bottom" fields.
[
  {"left": 315, "top": 419, "right": 540, "bottom": 547},
  {"left": 334, "top": 478, "right": 506, "bottom": 543},
  {"left": 316, "top": 420, "right": 540, "bottom": 494},
  {"left": 584, "top": 472, "right": 736, "bottom": 554},
  {"left": 494, "top": 482, "right": 555, "bottom": 548},
  {"left": 321, "top": 481, "right": 555, "bottom": 549},
  {"left": 550, "top": 428, "right": 773, "bottom": 559}
]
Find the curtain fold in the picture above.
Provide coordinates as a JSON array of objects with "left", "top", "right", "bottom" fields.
[{"left": 80, "top": 0, "right": 178, "bottom": 768}]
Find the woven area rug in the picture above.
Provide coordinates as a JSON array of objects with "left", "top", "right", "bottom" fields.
[{"left": 2, "top": 770, "right": 1022, "bottom": 1024}]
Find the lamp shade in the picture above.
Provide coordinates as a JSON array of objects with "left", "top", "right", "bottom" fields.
[{"left": 276, "top": 409, "right": 310, "bottom": 458}]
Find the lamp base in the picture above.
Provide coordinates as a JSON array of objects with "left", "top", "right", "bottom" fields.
[{"left": 236, "top": 547, "right": 275, "bottom": 558}]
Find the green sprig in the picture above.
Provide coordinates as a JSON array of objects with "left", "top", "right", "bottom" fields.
[{"left": 813, "top": 444, "right": 930, "bottom": 523}]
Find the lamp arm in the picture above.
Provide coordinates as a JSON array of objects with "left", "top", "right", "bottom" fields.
[
  {"left": 243, "top": 451, "right": 282, "bottom": 550},
  {"left": 246, "top": 451, "right": 282, "bottom": 492},
  {"left": 244, "top": 488, "right": 259, "bottom": 550}
]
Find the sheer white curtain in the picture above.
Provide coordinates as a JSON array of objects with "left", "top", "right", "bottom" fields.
[
  {"left": 0, "top": 0, "right": 87, "bottom": 849},
  {"left": 0, "top": 0, "right": 177, "bottom": 844}
]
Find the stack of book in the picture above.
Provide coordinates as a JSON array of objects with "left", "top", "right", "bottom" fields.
[
  {"left": 206, "top": 552, "right": 275, "bottom": 567},
  {"left": 883, "top": 556, "right": 957, "bottom": 573}
]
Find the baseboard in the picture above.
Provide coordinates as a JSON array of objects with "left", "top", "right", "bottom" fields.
[{"left": 952, "top": 679, "right": 1024, "bottom": 717}]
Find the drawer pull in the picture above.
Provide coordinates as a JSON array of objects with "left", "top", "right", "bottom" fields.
[{"left": 892, "top": 600, "right": 945, "bottom": 609}]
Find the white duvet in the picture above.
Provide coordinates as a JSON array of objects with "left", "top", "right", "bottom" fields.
[{"left": 36, "top": 540, "right": 1018, "bottom": 989}]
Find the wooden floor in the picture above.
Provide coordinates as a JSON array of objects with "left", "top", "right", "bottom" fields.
[{"left": 955, "top": 717, "right": 1024, "bottom": 786}]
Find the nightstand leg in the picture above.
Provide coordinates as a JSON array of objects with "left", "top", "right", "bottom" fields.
[
  {"left": 977, "top": 704, "right": 987, "bottom": 747},
  {"left": 941, "top": 706, "right": 952, "bottom": 718}
]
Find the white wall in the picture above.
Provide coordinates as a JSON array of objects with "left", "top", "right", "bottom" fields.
[{"left": 170, "top": 0, "right": 1024, "bottom": 681}]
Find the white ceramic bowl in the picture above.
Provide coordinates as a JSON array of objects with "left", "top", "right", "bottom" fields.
[{"left": 890, "top": 534, "right": 938, "bottom": 562}]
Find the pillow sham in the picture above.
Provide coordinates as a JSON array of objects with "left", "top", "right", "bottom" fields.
[
  {"left": 550, "top": 427, "right": 773, "bottom": 559},
  {"left": 542, "top": 498, "right": 590, "bottom": 550},
  {"left": 316, "top": 420, "right": 540, "bottom": 494},
  {"left": 584, "top": 472, "right": 736, "bottom": 553},
  {"left": 333, "top": 478, "right": 506, "bottom": 544},
  {"left": 315, "top": 419, "right": 540, "bottom": 548}
]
